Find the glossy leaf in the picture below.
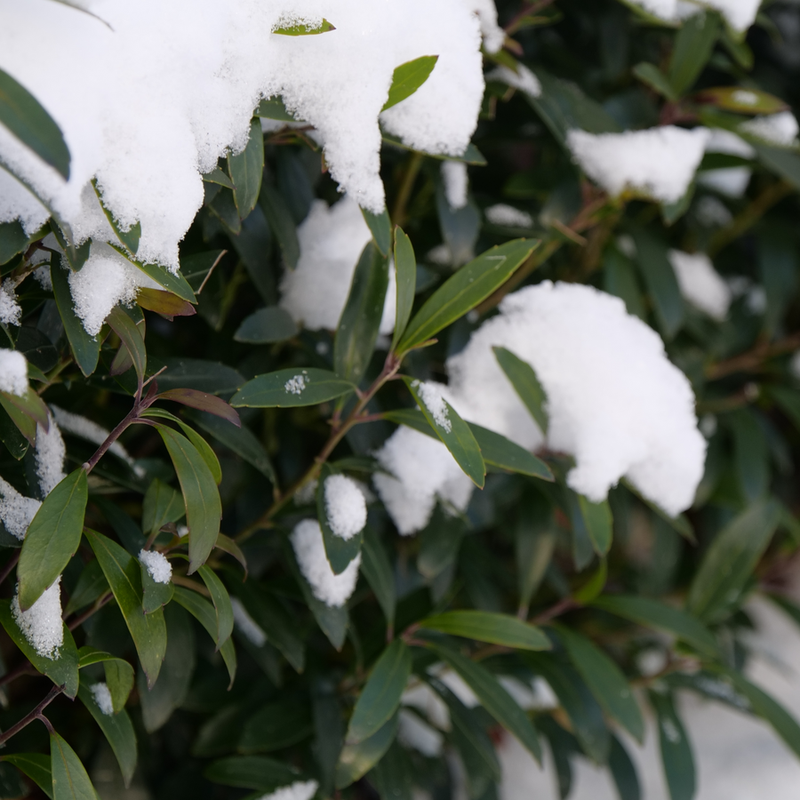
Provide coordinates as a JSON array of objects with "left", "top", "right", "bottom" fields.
[
  {"left": 50, "top": 259, "right": 100, "bottom": 376},
  {"left": 142, "top": 478, "right": 184, "bottom": 537},
  {"left": 64, "top": 560, "right": 108, "bottom": 616},
  {"left": 0, "top": 385, "right": 49, "bottom": 430},
  {"left": 0, "top": 399, "right": 28, "bottom": 459},
  {"left": 136, "top": 287, "right": 196, "bottom": 319},
  {"left": 234, "top": 306, "right": 298, "bottom": 344},
  {"left": 260, "top": 184, "right": 299, "bottom": 269},
  {"left": 1, "top": 754, "right": 53, "bottom": 800},
  {"left": 668, "top": 11, "right": 720, "bottom": 96},
  {"left": 696, "top": 86, "right": 787, "bottom": 114},
  {"left": 335, "top": 713, "right": 398, "bottom": 789},
  {"left": 396, "top": 239, "right": 538, "bottom": 354},
  {"left": 360, "top": 528, "right": 396, "bottom": 629},
  {"left": 139, "top": 557, "right": 174, "bottom": 614},
  {"left": 108, "top": 244, "right": 196, "bottom": 304},
  {"left": 471, "top": 422, "right": 554, "bottom": 480},
  {"left": 493, "top": 346, "right": 549, "bottom": 433},
  {"left": 317, "top": 464, "right": 363, "bottom": 575},
  {"left": 0, "top": 394, "right": 36, "bottom": 446},
  {"left": 391, "top": 226, "right": 417, "bottom": 351},
  {"left": 18, "top": 468, "right": 87, "bottom": 610},
  {"left": 205, "top": 755, "right": 300, "bottom": 790},
  {"left": 158, "top": 388, "right": 241, "bottom": 427},
  {"left": 420, "top": 610, "right": 551, "bottom": 651},
  {"left": 730, "top": 410, "right": 769, "bottom": 502},
  {"left": 649, "top": 691, "right": 695, "bottom": 800},
  {"left": 360, "top": 207, "right": 392, "bottom": 256},
  {"left": 228, "top": 118, "right": 264, "bottom": 219},
  {"left": 77, "top": 647, "right": 135, "bottom": 712},
  {"left": 231, "top": 368, "right": 355, "bottom": 408},
  {"left": 202, "top": 167, "right": 235, "bottom": 189},
  {"left": 198, "top": 564, "right": 234, "bottom": 647},
  {"left": 382, "top": 55, "right": 439, "bottom": 111},
  {"left": 50, "top": 732, "right": 98, "bottom": 800}
]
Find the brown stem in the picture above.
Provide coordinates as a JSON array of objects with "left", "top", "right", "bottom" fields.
[
  {"left": 706, "top": 331, "right": 800, "bottom": 380},
  {"left": 504, "top": 0, "right": 555, "bottom": 34},
  {"left": 0, "top": 685, "right": 63, "bottom": 747},
  {"left": 0, "top": 662, "right": 36, "bottom": 688},
  {"left": 67, "top": 591, "right": 112, "bottom": 631},
  {"left": 531, "top": 596, "right": 579, "bottom": 625}
]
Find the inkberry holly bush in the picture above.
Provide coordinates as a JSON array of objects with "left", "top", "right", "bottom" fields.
[{"left": 2, "top": 1, "right": 800, "bottom": 798}]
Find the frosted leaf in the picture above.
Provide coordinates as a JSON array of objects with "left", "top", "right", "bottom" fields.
[
  {"left": 138, "top": 549, "right": 172, "bottom": 584},
  {"left": 34, "top": 417, "right": 67, "bottom": 497},
  {"left": 290, "top": 519, "right": 360, "bottom": 608},
  {"left": 231, "top": 597, "right": 267, "bottom": 647},
  {"left": 0, "top": 477, "right": 41, "bottom": 541},
  {"left": 11, "top": 577, "right": 63, "bottom": 659},
  {"left": 0, "top": 349, "right": 28, "bottom": 396},
  {"left": 485, "top": 204, "right": 534, "bottom": 228},
  {"left": 280, "top": 197, "right": 396, "bottom": 334},
  {"left": 90, "top": 682, "right": 114, "bottom": 715},
  {"left": 285, "top": 374, "right": 308, "bottom": 396},
  {"left": 398, "top": 709, "right": 444, "bottom": 756},
  {"left": 412, "top": 380, "right": 452, "bottom": 433},
  {"left": 0, "top": 280, "right": 21, "bottom": 326},
  {"left": 486, "top": 64, "right": 542, "bottom": 98},
  {"left": 323, "top": 475, "right": 367, "bottom": 540},
  {"left": 255, "top": 780, "right": 319, "bottom": 800},
  {"left": 668, "top": 250, "right": 732, "bottom": 321},
  {"left": 441, "top": 161, "right": 468, "bottom": 210},
  {"left": 740, "top": 111, "right": 799, "bottom": 146},
  {"left": 567, "top": 126, "right": 710, "bottom": 204}
]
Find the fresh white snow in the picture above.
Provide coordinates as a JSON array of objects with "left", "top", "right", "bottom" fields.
[
  {"left": 486, "top": 64, "right": 542, "bottom": 98},
  {"left": 441, "top": 160, "right": 469, "bottom": 210},
  {"left": 740, "top": 111, "right": 799, "bottom": 147},
  {"left": 0, "top": 349, "right": 28, "bottom": 397},
  {"left": 90, "top": 682, "right": 114, "bottom": 715},
  {"left": 11, "top": 577, "right": 63, "bottom": 659},
  {"left": 231, "top": 597, "right": 268, "bottom": 647},
  {"left": 485, "top": 204, "right": 534, "bottom": 228},
  {"left": 138, "top": 549, "right": 173, "bottom": 584},
  {"left": 668, "top": 250, "right": 732, "bottom": 321},
  {"left": 254, "top": 780, "right": 319, "bottom": 800},
  {"left": 323, "top": 474, "right": 367, "bottom": 540},
  {"left": 0, "top": 280, "right": 22, "bottom": 326},
  {"left": 0, "top": 477, "right": 41, "bottom": 541},
  {"left": 34, "top": 417, "right": 66, "bottom": 497}
]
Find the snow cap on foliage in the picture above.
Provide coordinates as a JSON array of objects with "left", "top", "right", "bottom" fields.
[
  {"left": 0, "top": 478, "right": 41, "bottom": 541},
  {"left": 138, "top": 549, "right": 173, "bottom": 584},
  {"left": 413, "top": 380, "right": 452, "bottom": 433},
  {"left": 230, "top": 598, "right": 268, "bottom": 647},
  {"left": 485, "top": 204, "right": 534, "bottom": 228},
  {"left": 12, "top": 577, "right": 63, "bottom": 659},
  {"left": 442, "top": 161, "right": 469, "bottom": 210},
  {"left": 699, "top": 128, "right": 753, "bottom": 198},
  {"left": 291, "top": 519, "right": 360, "bottom": 607},
  {"left": 90, "top": 682, "right": 114, "bottom": 715},
  {"left": 740, "top": 111, "right": 799, "bottom": 146},
  {"left": 447, "top": 281, "right": 706, "bottom": 515},
  {"left": 0, "top": 350, "right": 28, "bottom": 396},
  {"left": 402, "top": 682, "right": 451, "bottom": 731},
  {"left": 0, "top": 281, "right": 21, "bottom": 327},
  {"left": 34, "top": 417, "right": 67, "bottom": 497},
  {"left": 280, "top": 197, "right": 396, "bottom": 334},
  {"left": 323, "top": 475, "right": 367, "bottom": 540},
  {"left": 255, "top": 780, "right": 319, "bottom": 800},
  {"left": 486, "top": 64, "right": 542, "bottom": 98},
  {"left": 466, "top": 0, "right": 505, "bottom": 53},
  {"left": 567, "top": 126, "right": 709, "bottom": 204},
  {"left": 625, "top": 0, "right": 762, "bottom": 32},
  {"left": 668, "top": 250, "right": 732, "bottom": 321}
]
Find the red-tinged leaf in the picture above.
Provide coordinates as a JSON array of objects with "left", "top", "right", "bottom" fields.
[
  {"left": 109, "top": 342, "right": 134, "bottom": 376},
  {"left": 137, "top": 287, "right": 197, "bottom": 319},
  {"left": 107, "top": 307, "right": 146, "bottom": 386},
  {"left": 158, "top": 388, "right": 241, "bottom": 428}
]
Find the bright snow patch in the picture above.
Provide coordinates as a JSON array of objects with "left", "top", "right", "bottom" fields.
[
  {"left": 255, "top": 780, "right": 319, "bottom": 800},
  {"left": 567, "top": 126, "right": 709, "bottom": 204},
  {"left": 625, "top": 0, "right": 761, "bottom": 32},
  {"left": 231, "top": 597, "right": 268, "bottom": 647},
  {"left": 486, "top": 64, "right": 542, "bottom": 98},
  {"left": 34, "top": 417, "right": 66, "bottom": 497},
  {"left": 485, "top": 204, "right": 534, "bottom": 228},
  {"left": 740, "top": 111, "right": 799, "bottom": 146},
  {"left": 0, "top": 280, "right": 21, "bottom": 326},
  {"left": 398, "top": 709, "right": 444, "bottom": 756},
  {"left": 280, "top": 197, "right": 396, "bottom": 334},
  {"left": 413, "top": 380, "right": 452, "bottom": 432},
  {"left": 291, "top": 519, "right": 360, "bottom": 607},
  {"left": 323, "top": 474, "right": 367, "bottom": 540},
  {"left": 90, "top": 682, "right": 114, "bottom": 715},
  {"left": 0, "top": 349, "right": 28, "bottom": 396},
  {"left": 285, "top": 374, "right": 308, "bottom": 396},
  {"left": 138, "top": 549, "right": 172, "bottom": 584},
  {"left": 402, "top": 682, "right": 451, "bottom": 731},
  {"left": 0, "top": 477, "right": 41, "bottom": 541},
  {"left": 697, "top": 168, "right": 751, "bottom": 198},
  {"left": 442, "top": 160, "right": 469, "bottom": 210},
  {"left": 12, "top": 577, "right": 63, "bottom": 659},
  {"left": 668, "top": 250, "right": 732, "bottom": 321}
]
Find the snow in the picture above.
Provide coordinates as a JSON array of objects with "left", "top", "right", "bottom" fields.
[
  {"left": 34, "top": 417, "right": 66, "bottom": 497},
  {"left": 90, "top": 682, "right": 114, "bottom": 715},
  {"left": 567, "top": 126, "right": 709, "bottom": 204},
  {"left": 485, "top": 204, "right": 534, "bottom": 228},
  {"left": 290, "top": 519, "right": 360, "bottom": 607},
  {"left": 466, "top": 0, "right": 505, "bottom": 54},
  {"left": 442, "top": 161, "right": 469, "bottom": 210},
  {"left": 279, "top": 197, "right": 396, "bottom": 334},
  {"left": 0, "top": 280, "right": 22, "bottom": 326},
  {"left": 697, "top": 168, "right": 751, "bottom": 198},
  {"left": 11, "top": 576, "right": 63, "bottom": 659},
  {"left": 285, "top": 374, "right": 308, "bottom": 396},
  {"left": 402, "top": 682, "right": 451, "bottom": 730},
  {"left": 625, "top": 0, "right": 762, "bottom": 32},
  {"left": 0, "top": 349, "right": 28, "bottom": 396},
  {"left": 705, "top": 128, "right": 756, "bottom": 159},
  {"left": 231, "top": 597, "right": 268, "bottom": 647},
  {"left": 740, "top": 111, "right": 799, "bottom": 146},
  {"left": 413, "top": 380, "right": 452, "bottom": 433},
  {"left": 138, "top": 549, "right": 172, "bottom": 584},
  {"left": 0, "top": 477, "right": 41, "bottom": 540},
  {"left": 398, "top": 709, "right": 445, "bottom": 756},
  {"left": 668, "top": 250, "right": 732, "bottom": 321},
  {"left": 486, "top": 64, "right": 542, "bottom": 98},
  {"left": 255, "top": 780, "right": 319, "bottom": 800},
  {"left": 323, "top": 474, "right": 367, "bottom": 540}
]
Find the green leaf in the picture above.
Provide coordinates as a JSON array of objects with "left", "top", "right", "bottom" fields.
[
  {"left": 255, "top": 96, "right": 298, "bottom": 121},
  {"left": 553, "top": 626, "right": 644, "bottom": 743},
  {"left": 609, "top": 734, "right": 642, "bottom": 800},
  {"left": 50, "top": 259, "right": 99, "bottom": 376},
  {"left": 360, "top": 207, "right": 392, "bottom": 256},
  {"left": 77, "top": 647, "right": 135, "bottom": 712},
  {"left": 396, "top": 239, "right": 538, "bottom": 354},
  {"left": 136, "top": 287, "right": 196, "bottom": 319},
  {"left": 198, "top": 564, "right": 234, "bottom": 647},
  {"left": 272, "top": 17, "right": 335, "bottom": 35},
  {"left": 632, "top": 62, "right": 677, "bottom": 101},
  {"left": 382, "top": 55, "right": 439, "bottom": 111},
  {"left": 493, "top": 346, "right": 549, "bottom": 434},
  {"left": 231, "top": 368, "right": 355, "bottom": 408},
  {"left": 361, "top": 528, "right": 395, "bottom": 630},
  {"left": 697, "top": 86, "right": 787, "bottom": 115},
  {"left": 0, "top": 219, "right": 31, "bottom": 265},
  {"left": 142, "top": 478, "right": 184, "bottom": 537},
  {"left": 139, "top": 557, "right": 174, "bottom": 615},
  {"left": 427, "top": 641, "right": 542, "bottom": 762},
  {"left": 368, "top": 742, "right": 413, "bottom": 800},
  {"left": 686, "top": 498, "right": 780, "bottom": 622},
  {"left": 228, "top": 118, "right": 264, "bottom": 220},
  {"left": 260, "top": 184, "right": 299, "bottom": 269},
  {"left": 0, "top": 600, "right": 79, "bottom": 698},
  {"left": 0, "top": 67, "right": 70, "bottom": 179},
  {"left": 420, "top": 610, "right": 551, "bottom": 651},
  {"left": 573, "top": 558, "right": 608, "bottom": 604},
  {"left": 418, "top": 507, "right": 465, "bottom": 580},
  {"left": 239, "top": 696, "right": 313, "bottom": 753},
  {"left": 202, "top": 167, "right": 235, "bottom": 190},
  {"left": 578, "top": 493, "right": 613, "bottom": 557},
  {"left": 108, "top": 244, "right": 196, "bottom": 304},
  {"left": 91, "top": 180, "right": 140, "bottom": 255},
  {"left": 18, "top": 468, "right": 87, "bottom": 610},
  {"left": 346, "top": 640, "right": 411, "bottom": 744},
  {"left": 590, "top": 595, "right": 718, "bottom": 657},
  {"left": 234, "top": 307, "right": 298, "bottom": 344},
  {"left": 77, "top": 683, "right": 137, "bottom": 788},
  {"left": 156, "top": 425, "right": 221, "bottom": 573},
  {"left": 335, "top": 713, "right": 398, "bottom": 789},
  {"left": 0, "top": 394, "right": 36, "bottom": 447},
  {"left": 50, "top": 732, "right": 99, "bottom": 800},
  {"left": 0, "top": 399, "right": 29, "bottom": 459},
  {"left": 752, "top": 143, "right": 800, "bottom": 190},
  {"left": 516, "top": 495, "right": 556, "bottom": 612},
  {"left": 391, "top": 226, "right": 417, "bottom": 352},
  {"left": 470, "top": 423, "right": 554, "bottom": 481},
  {"left": 317, "top": 464, "right": 363, "bottom": 575},
  {"left": 730, "top": 410, "right": 769, "bottom": 502},
  {"left": 64, "top": 560, "right": 108, "bottom": 616},
  {"left": 106, "top": 307, "right": 146, "bottom": 385},
  {"left": 157, "top": 388, "right": 241, "bottom": 428},
  {"left": 1, "top": 753, "right": 53, "bottom": 800},
  {"left": 649, "top": 691, "right": 695, "bottom": 800},
  {"left": 85, "top": 529, "right": 167, "bottom": 688},
  {"left": 205, "top": 756, "right": 300, "bottom": 791},
  {"left": 334, "top": 242, "right": 389, "bottom": 386},
  {"left": 668, "top": 11, "right": 720, "bottom": 96}
]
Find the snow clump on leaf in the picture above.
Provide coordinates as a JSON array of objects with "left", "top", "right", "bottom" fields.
[
  {"left": 0, "top": 478, "right": 41, "bottom": 541},
  {"left": 441, "top": 161, "right": 469, "bottom": 210},
  {"left": 0, "top": 350, "right": 28, "bottom": 397},
  {"left": 0, "top": 281, "right": 22, "bottom": 327},
  {"left": 625, "top": 0, "right": 762, "bottom": 33},
  {"left": 138, "top": 550, "right": 173, "bottom": 584},
  {"left": 668, "top": 250, "right": 732, "bottom": 321},
  {"left": 230, "top": 598, "right": 267, "bottom": 647},
  {"left": 90, "top": 682, "right": 114, "bottom": 715},
  {"left": 12, "top": 577, "right": 63, "bottom": 659},
  {"left": 255, "top": 780, "right": 319, "bottom": 800},
  {"left": 740, "top": 111, "right": 799, "bottom": 146},
  {"left": 486, "top": 64, "right": 542, "bottom": 98},
  {"left": 34, "top": 417, "right": 67, "bottom": 498},
  {"left": 323, "top": 474, "right": 367, "bottom": 540}
]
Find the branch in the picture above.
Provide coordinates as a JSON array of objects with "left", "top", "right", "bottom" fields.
[
  {"left": 706, "top": 331, "right": 800, "bottom": 380},
  {"left": 0, "top": 685, "right": 63, "bottom": 747}
]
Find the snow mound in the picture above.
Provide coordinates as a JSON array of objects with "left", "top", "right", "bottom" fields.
[
  {"left": 0, "top": 350, "right": 28, "bottom": 397},
  {"left": 323, "top": 474, "right": 367, "bottom": 540},
  {"left": 138, "top": 549, "right": 173, "bottom": 584},
  {"left": 12, "top": 577, "right": 63, "bottom": 659},
  {"left": 668, "top": 250, "right": 732, "bottom": 321}
]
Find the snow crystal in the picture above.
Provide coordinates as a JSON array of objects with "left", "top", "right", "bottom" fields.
[
  {"left": 740, "top": 111, "right": 799, "bottom": 146},
  {"left": 291, "top": 519, "right": 360, "bottom": 607},
  {"left": 285, "top": 374, "right": 308, "bottom": 396},
  {"left": 0, "top": 280, "right": 21, "bottom": 326},
  {"left": 323, "top": 474, "right": 367, "bottom": 540},
  {"left": 486, "top": 64, "right": 542, "bottom": 98},
  {"left": 567, "top": 126, "right": 709, "bottom": 204},
  {"left": 90, "top": 682, "right": 114, "bottom": 715},
  {"left": 668, "top": 250, "right": 731, "bottom": 321},
  {"left": 34, "top": 417, "right": 66, "bottom": 497},
  {"left": 413, "top": 380, "right": 452, "bottom": 433},
  {"left": 11, "top": 577, "right": 63, "bottom": 659},
  {"left": 0, "top": 477, "right": 41, "bottom": 540},
  {"left": 231, "top": 597, "right": 267, "bottom": 647},
  {"left": 0, "top": 349, "right": 28, "bottom": 396},
  {"left": 398, "top": 709, "right": 444, "bottom": 756},
  {"left": 138, "top": 549, "right": 172, "bottom": 584},
  {"left": 442, "top": 161, "right": 468, "bottom": 210},
  {"left": 280, "top": 197, "right": 396, "bottom": 334},
  {"left": 485, "top": 204, "right": 534, "bottom": 228},
  {"left": 255, "top": 780, "right": 319, "bottom": 800}
]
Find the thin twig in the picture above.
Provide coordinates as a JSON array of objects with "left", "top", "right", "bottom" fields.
[
  {"left": 0, "top": 685, "right": 63, "bottom": 747},
  {"left": 531, "top": 596, "right": 579, "bottom": 625},
  {"left": 67, "top": 592, "right": 112, "bottom": 631},
  {"left": 706, "top": 331, "right": 800, "bottom": 380}
]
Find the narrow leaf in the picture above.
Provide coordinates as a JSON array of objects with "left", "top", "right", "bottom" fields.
[
  {"left": 228, "top": 118, "right": 264, "bottom": 220},
  {"left": 106, "top": 307, "right": 146, "bottom": 385},
  {"left": 391, "top": 226, "right": 417, "bottom": 352},
  {"left": 317, "top": 464, "right": 363, "bottom": 575},
  {"left": 231, "top": 368, "right": 355, "bottom": 408},
  {"left": 336, "top": 713, "right": 399, "bottom": 789},
  {"left": 420, "top": 610, "right": 551, "bottom": 651},
  {"left": 50, "top": 260, "right": 100, "bottom": 376},
  {"left": 649, "top": 691, "right": 695, "bottom": 800},
  {"left": 382, "top": 55, "right": 439, "bottom": 111},
  {"left": 108, "top": 244, "right": 196, "bottom": 304},
  {"left": 360, "top": 529, "right": 395, "bottom": 630},
  {"left": 234, "top": 307, "right": 298, "bottom": 344},
  {"left": 360, "top": 207, "right": 392, "bottom": 256},
  {"left": 158, "top": 388, "right": 240, "bottom": 427},
  {"left": 198, "top": 564, "right": 234, "bottom": 647},
  {"left": 50, "top": 732, "right": 98, "bottom": 800},
  {"left": 668, "top": 11, "right": 720, "bottom": 96},
  {"left": 493, "top": 346, "right": 549, "bottom": 433}
]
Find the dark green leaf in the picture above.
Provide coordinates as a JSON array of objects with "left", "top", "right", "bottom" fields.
[
  {"left": 239, "top": 696, "right": 313, "bottom": 753},
  {"left": 272, "top": 18, "right": 335, "bottom": 35},
  {"left": 205, "top": 756, "right": 299, "bottom": 791},
  {"left": 234, "top": 307, "right": 298, "bottom": 344},
  {"left": 435, "top": 186, "right": 480, "bottom": 267},
  {"left": 255, "top": 97, "right": 299, "bottom": 121},
  {"left": 228, "top": 118, "right": 264, "bottom": 220},
  {"left": 1, "top": 753, "right": 53, "bottom": 800},
  {"left": 336, "top": 713, "right": 398, "bottom": 789},
  {"left": 0, "top": 219, "right": 30, "bottom": 265},
  {"left": 361, "top": 207, "right": 392, "bottom": 256},
  {"left": 420, "top": 610, "right": 550, "bottom": 651},
  {"left": 608, "top": 734, "right": 642, "bottom": 800},
  {"left": 730, "top": 410, "right": 769, "bottom": 502},
  {"left": 470, "top": 423, "right": 554, "bottom": 481},
  {"left": 0, "top": 399, "right": 28, "bottom": 459},
  {"left": 18, "top": 468, "right": 87, "bottom": 610},
  {"left": 391, "top": 226, "right": 417, "bottom": 352},
  {"left": 632, "top": 63, "right": 676, "bottom": 101},
  {"left": 649, "top": 691, "right": 695, "bottom": 800},
  {"left": 317, "top": 464, "right": 363, "bottom": 575},
  {"left": 77, "top": 647, "right": 135, "bottom": 712},
  {"left": 493, "top": 346, "right": 549, "bottom": 434},
  {"left": 142, "top": 478, "right": 184, "bottom": 537},
  {"left": 92, "top": 180, "right": 140, "bottom": 255},
  {"left": 368, "top": 742, "right": 413, "bottom": 800},
  {"left": 418, "top": 507, "right": 465, "bottom": 580},
  {"left": 50, "top": 732, "right": 98, "bottom": 800},
  {"left": 260, "top": 184, "right": 299, "bottom": 269},
  {"left": 668, "top": 11, "right": 720, "bottom": 96},
  {"left": 752, "top": 143, "right": 800, "bottom": 190},
  {"left": 106, "top": 307, "right": 146, "bottom": 385},
  {"left": 516, "top": 495, "right": 556, "bottom": 612},
  {"left": 231, "top": 368, "right": 355, "bottom": 408},
  {"left": 0, "top": 394, "right": 36, "bottom": 446},
  {"left": 139, "top": 556, "right": 174, "bottom": 614},
  {"left": 64, "top": 560, "right": 108, "bottom": 616},
  {"left": 382, "top": 55, "right": 439, "bottom": 111},
  {"left": 202, "top": 168, "right": 235, "bottom": 190},
  {"left": 160, "top": 388, "right": 241, "bottom": 428},
  {"left": 396, "top": 239, "right": 538, "bottom": 354},
  {"left": 198, "top": 564, "right": 234, "bottom": 647},
  {"left": 108, "top": 244, "right": 196, "bottom": 304},
  {"left": 361, "top": 528, "right": 396, "bottom": 630}
]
